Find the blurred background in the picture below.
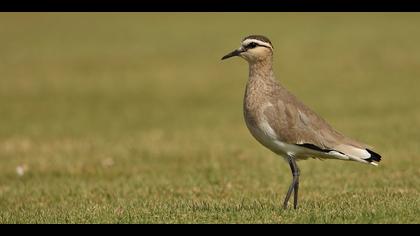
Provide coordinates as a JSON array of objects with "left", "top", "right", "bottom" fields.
[{"left": 0, "top": 13, "right": 419, "bottom": 223}]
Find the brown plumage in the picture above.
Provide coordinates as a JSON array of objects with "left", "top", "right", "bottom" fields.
[
  {"left": 244, "top": 72, "right": 370, "bottom": 158},
  {"left": 222, "top": 35, "right": 381, "bottom": 209}
]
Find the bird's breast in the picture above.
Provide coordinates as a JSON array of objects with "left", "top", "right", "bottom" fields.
[{"left": 244, "top": 100, "right": 285, "bottom": 155}]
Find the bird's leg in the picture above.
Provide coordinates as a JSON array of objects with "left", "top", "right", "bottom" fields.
[
  {"left": 283, "top": 156, "right": 300, "bottom": 210},
  {"left": 291, "top": 158, "right": 300, "bottom": 209},
  {"left": 282, "top": 177, "right": 296, "bottom": 209}
]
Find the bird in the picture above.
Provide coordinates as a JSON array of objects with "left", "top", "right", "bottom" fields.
[{"left": 221, "top": 35, "right": 382, "bottom": 209}]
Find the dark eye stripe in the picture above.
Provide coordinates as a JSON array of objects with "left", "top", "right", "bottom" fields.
[
  {"left": 245, "top": 43, "right": 271, "bottom": 50},
  {"left": 246, "top": 42, "right": 258, "bottom": 49}
]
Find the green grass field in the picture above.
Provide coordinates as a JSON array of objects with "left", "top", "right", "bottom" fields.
[{"left": 0, "top": 13, "right": 419, "bottom": 223}]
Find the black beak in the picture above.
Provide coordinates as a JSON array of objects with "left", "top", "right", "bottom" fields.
[{"left": 221, "top": 49, "right": 243, "bottom": 60}]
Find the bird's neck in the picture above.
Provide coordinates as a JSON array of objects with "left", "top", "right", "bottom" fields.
[
  {"left": 248, "top": 59, "right": 275, "bottom": 81},
  {"left": 245, "top": 58, "right": 279, "bottom": 104}
]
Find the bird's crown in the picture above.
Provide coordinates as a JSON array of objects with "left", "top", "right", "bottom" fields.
[{"left": 241, "top": 35, "right": 274, "bottom": 50}]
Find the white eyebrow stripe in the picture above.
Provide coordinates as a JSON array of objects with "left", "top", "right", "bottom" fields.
[{"left": 242, "top": 39, "right": 273, "bottom": 50}]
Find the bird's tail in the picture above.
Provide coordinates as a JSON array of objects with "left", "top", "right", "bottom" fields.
[
  {"left": 364, "top": 149, "right": 382, "bottom": 166},
  {"left": 334, "top": 145, "right": 382, "bottom": 166}
]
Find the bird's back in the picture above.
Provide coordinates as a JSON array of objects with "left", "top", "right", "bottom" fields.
[{"left": 244, "top": 75, "right": 381, "bottom": 164}]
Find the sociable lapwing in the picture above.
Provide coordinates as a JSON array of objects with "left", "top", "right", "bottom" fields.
[{"left": 221, "top": 35, "right": 382, "bottom": 209}]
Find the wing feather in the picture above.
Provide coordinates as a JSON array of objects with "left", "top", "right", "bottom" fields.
[{"left": 262, "top": 86, "right": 368, "bottom": 152}]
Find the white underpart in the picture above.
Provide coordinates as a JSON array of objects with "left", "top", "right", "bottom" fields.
[
  {"left": 336, "top": 145, "right": 378, "bottom": 166},
  {"left": 249, "top": 103, "right": 378, "bottom": 165},
  {"left": 252, "top": 103, "right": 316, "bottom": 159},
  {"left": 242, "top": 39, "right": 273, "bottom": 50},
  {"left": 327, "top": 151, "right": 348, "bottom": 160},
  {"left": 348, "top": 146, "right": 370, "bottom": 159}
]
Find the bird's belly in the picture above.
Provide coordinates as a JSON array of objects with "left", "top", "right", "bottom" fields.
[
  {"left": 244, "top": 116, "right": 328, "bottom": 160},
  {"left": 247, "top": 125, "right": 281, "bottom": 153},
  {"left": 245, "top": 118, "right": 298, "bottom": 157}
]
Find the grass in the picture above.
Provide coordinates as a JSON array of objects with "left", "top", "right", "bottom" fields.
[{"left": 0, "top": 13, "right": 419, "bottom": 223}]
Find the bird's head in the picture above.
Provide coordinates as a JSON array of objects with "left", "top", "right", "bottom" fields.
[{"left": 221, "top": 35, "right": 274, "bottom": 63}]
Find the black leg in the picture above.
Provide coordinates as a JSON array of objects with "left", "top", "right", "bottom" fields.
[
  {"left": 283, "top": 175, "right": 296, "bottom": 209},
  {"left": 293, "top": 171, "right": 300, "bottom": 209},
  {"left": 290, "top": 157, "right": 300, "bottom": 209},
  {"left": 283, "top": 156, "right": 300, "bottom": 210}
]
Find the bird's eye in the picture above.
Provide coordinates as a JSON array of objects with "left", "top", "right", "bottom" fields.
[{"left": 248, "top": 42, "right": 258, "bottom": 48}]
